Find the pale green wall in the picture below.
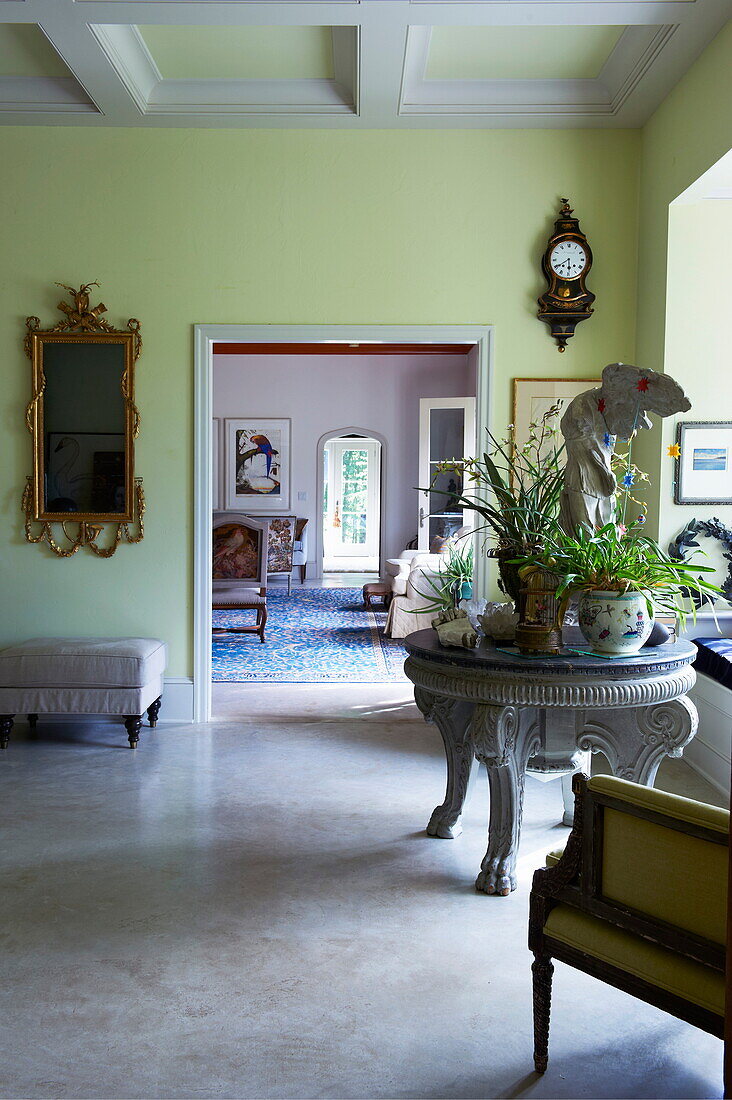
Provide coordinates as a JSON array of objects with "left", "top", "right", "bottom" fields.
[
  {"left": 634, "top": 18, "right": 732, "bottom": 536},
  {"left": 0, "top": 128, "right": 639, "bottom": 676},
  {"left": 659, "top": 200, "right": 732, "bottom": 553}
]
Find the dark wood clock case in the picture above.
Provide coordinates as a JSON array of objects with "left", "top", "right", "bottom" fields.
[{"left": 537, "top": 199, "right": 595, "bottom": 352}]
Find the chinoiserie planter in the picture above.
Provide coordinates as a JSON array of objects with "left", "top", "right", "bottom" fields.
[{"left": 577, "top": 590, "right": 654, "bottom": 656}]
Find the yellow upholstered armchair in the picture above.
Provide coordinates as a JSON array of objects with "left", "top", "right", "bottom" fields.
[{"left": 529, "top": 773, "right": 727, "bottom": 1074}]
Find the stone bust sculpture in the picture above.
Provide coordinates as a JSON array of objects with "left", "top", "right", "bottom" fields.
[{"left": 558, "top": 362, "right": 690, "bottom": 536}]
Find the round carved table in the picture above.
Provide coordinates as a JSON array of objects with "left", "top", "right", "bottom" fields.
[{"left": 403, "top": 631, "right": 698, "bottom": 897}]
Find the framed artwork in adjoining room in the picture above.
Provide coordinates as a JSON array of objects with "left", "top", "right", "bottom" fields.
[
  {"left": 512, "top": 378, "right": 599, "bottom": 457},
  {"left": 224, "top": 418, "right": 291, "bottom": 513},
  {"left": 212, "top": 418, "right": 220, "bottom": 510},
  {"left": 674, "top": 421, "right": 732, "bottom": 505}
]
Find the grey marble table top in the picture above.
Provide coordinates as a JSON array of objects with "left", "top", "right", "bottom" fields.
[{"left": 403, "top": 630, "right": 696, "bottom": 679}]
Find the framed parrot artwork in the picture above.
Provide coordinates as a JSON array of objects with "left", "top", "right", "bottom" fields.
[{"left": 224, "top": 417, "right": 291, "bottom": 512}]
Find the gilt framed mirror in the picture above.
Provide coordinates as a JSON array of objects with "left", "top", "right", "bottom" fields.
[{"left": 23, "top": 283, "right": 145, "bottom": 557}]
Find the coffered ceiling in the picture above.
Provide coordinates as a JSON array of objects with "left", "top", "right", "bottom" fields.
[{"left": 0, "top": 0, "right": 729, "bottom": 127}]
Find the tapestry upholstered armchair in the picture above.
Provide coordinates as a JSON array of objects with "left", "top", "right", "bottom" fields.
[
  {"left": 212, "top": 514, "right": 269, "bottom": 643},
  {"left": 529, "top": 773, "right": 727, "bottom": 1075}
]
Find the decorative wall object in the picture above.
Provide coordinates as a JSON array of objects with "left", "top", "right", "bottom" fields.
[
  {"left": 558, "top": 363, "right": 690, "bottom": 535},
  {"left": 673, "top": 422, "right": 732, "bottom": 505},
  {"left": 212, "top": 418, "right": 220, "bottom": 510},
  {"left": 224, "top": 418, "right": 290, "bottom": 513},
  {"left": 512, "top": 378, "right": 599, "bottom": 456},
  {"left": 669, "top": 518, "right": 732, "bottom": 604},
  {"left": 23, "top": 281, "right": 144, "bottom": 557},
  {"left": 537, "top": 199, "right": 595, "bottom": 351}
]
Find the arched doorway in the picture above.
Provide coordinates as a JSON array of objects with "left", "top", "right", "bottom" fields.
[{"left": 315, "top": 426, "right": 387, "bottom": 578}]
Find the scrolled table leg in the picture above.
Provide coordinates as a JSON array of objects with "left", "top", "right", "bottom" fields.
[
  {"left": 414, "top": 688, "right": 476, "bottom": 839},
  {"left": 472, "top": 705, "right": 540, "bottom": 896},
  {"left": 577, "top": 695, "right": 698, "bottom": 787}
]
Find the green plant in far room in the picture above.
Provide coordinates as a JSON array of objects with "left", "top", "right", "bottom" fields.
[
  {"left": 414, "top": 539, "right": 475, "bottom": 614},
  {"left": 514, "top": 517, "right": 721, "bottom": 655},
  {"left": 426, "top": 407, "right": 565, "bottom": 604}
]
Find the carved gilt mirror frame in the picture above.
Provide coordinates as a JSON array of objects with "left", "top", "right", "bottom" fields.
[{"left": 23, "top": 282, "right": 145, "bottom": 557}]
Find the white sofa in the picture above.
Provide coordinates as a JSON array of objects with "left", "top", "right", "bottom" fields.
[
  {"left": 385, "top": 555, "right": 445, "bottom": 638},
  {"left": 385, "top": 550, "right": 444, "bottom": 598}
]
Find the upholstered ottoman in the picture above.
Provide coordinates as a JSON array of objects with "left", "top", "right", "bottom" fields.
[{"left": 0, "top": 637, "right": 167, "bottom": 749}]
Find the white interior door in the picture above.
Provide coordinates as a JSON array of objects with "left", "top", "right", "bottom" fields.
[
  {"left": 324, "top": 438, "right": 381, "bottom": 568},
  {"left": 418, "top": 397, "right": 476, "bottom": 552}
]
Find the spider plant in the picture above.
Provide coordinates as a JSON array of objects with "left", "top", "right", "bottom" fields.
[
  {"left": 513, "top": 518, "right": 721, "bottom": 630},
  {"left": 414, "top": 539, "right": 474, "bottom": 614}
]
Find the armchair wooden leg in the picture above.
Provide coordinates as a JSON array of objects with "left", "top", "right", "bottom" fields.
[
  {"left": 532, "top": 954, "right": 554, "bottom": 1074},
  {"left": 300, "top": 564, "right": 306, "bottom": 584},
  {"left": 259, "top": 606, "right": 268, "bottom": 644}
]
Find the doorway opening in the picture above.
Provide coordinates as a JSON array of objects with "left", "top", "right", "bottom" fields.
[
  {"left": 195, "top": 326, "right": 493, "bottom": 721},
  {"left": 322, "top": 432, "right": 382, "bottom": 573}
]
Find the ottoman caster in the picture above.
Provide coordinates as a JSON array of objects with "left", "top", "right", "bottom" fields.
[
  {"left": 0, "top": 715, "right": 13, "bottom": 750},
  {"left": 125, "top": 715, "right": 143, "bottom": 749},
  {"left": 146, "top": 697, "right": 162, "bottom": 728}
]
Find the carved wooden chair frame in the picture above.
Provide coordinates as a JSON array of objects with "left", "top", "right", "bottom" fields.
[{"left": 528, "top": 773, "right": 725, "bottom": 1074}]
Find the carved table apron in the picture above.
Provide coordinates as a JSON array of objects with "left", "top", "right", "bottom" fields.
[{"left": 403, "top": 631, "right": 698, "bottom": 897}]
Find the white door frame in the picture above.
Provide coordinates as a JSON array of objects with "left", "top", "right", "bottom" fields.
[
  {"left": 194, "top": 324, "right": 493, "bottom": 722},
  {"left": 417, "top": 396, "right": 477, "bottom": 551},
  {"left": 317, "top": 427, "right": 386, "bottom": 575}
]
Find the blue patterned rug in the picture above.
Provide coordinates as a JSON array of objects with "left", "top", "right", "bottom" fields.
[{"left": 212, "top": 587, "right": 408, "bottom": 683}]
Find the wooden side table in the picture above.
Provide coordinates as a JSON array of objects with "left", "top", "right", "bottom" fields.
[{"left": 403, "top": 631, "right": 698, "bottom": 896}]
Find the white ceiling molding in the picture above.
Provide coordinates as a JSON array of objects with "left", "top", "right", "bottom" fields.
[
  {"left": 400, "top": 22, "right": 681, "bottom": 124},
  {"left": 0, "top": 75, "right": 96, "bottom": 113},
  {"left": 91, "top": 20, "right": 357, "bottom": 115},
  {"left": 0, "top": 0, "right": 726, "bottom": 127}
]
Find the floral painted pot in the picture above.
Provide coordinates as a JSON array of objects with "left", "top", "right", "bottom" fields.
[{"left": 577, "top": 590, "right": 654, "bottom": 656}]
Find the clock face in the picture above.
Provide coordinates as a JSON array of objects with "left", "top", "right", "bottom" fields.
[{"left": 549, "top": 239, "right": 587, "bottom": 280}]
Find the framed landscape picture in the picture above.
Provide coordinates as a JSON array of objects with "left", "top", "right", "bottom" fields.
[
  {"left": 512, "top": 378, "right": 599, "bottom": 458},
  {"left": 674, "top": 421, "right": 732, "bottom": 505},
  {"left": 224, "top": 418, "right": 290, "bottom": 513}
]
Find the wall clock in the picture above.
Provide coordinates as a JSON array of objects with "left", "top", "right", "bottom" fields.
[{"left": 537, "top": 198, "right": 595, "bottom": 352}]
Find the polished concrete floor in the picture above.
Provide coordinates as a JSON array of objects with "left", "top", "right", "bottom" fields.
[{"left": 1, "top": 683, "right": 724, "bottom": 1100}]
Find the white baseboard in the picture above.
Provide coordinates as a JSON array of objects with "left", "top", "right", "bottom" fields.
[
  {"left": 687, "top": 673, "right": 731, "bottom": 798},
  {"left": 160, "top": 677, "right": 195, "bottom": 723}
]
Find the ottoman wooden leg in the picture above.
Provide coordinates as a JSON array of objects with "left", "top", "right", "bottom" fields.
[
  {"left": 27, "top": 713, "right": 38, "bottom": 733},
  {"left": 0, "top": 715, "right": 14, "bottom": 750},
  {"left": 125, "top": 715, "right": 143, "bottom": 749},
  {"left": 146, "top": 697, "right": 162, "bottom": 728}
]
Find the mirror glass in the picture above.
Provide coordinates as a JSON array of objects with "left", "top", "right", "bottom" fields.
[{"left": 41, "top": 341, "right": 127, "bottom": 515}]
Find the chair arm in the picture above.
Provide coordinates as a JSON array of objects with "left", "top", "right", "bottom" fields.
[{"left": 587, "top": 775, "right": 728, "bottom": 835}]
